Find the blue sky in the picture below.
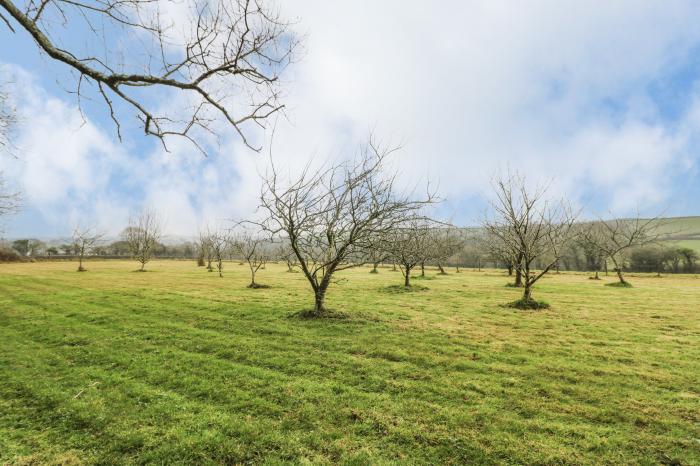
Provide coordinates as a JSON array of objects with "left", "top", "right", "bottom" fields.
[{"left": 2, "top": 1, "right": 700, "bottom": 238}]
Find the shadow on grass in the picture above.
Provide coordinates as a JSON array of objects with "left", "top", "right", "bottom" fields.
[
  {"left": 605, "top": 281, "right": 633, "bottom": 288},
  {"left": 382, "top": 284, "right": 429, "bottom": 293},
  {"left": 247, "top": 283, "right": 271, "bottom": 289}
]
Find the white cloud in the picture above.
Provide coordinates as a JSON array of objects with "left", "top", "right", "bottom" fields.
[{"left": 5, "top": 1, "right": 700, "bottom": 237}]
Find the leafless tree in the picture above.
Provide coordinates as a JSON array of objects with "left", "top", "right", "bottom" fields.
[
  {"left": 275, "top": 240, "right": 297, "bottom": 272},
  {"left": 122, "top": 210, "right": 161, "bottom": 271},
  {"left": 583, "top": 215, "right": 663, "bottom": 286},
  {"left": 365, "top": 232, "right": 390, "bottom": 273},
  {"left": 0, "top": 85, "right": 20, "bottom": 218},
  {"left": 72, "top": 224, "right": 103, "bottom": 271},
  {"left": 197, "top": 228, "right": 215, "bottom": 271},
  {"left": 0, "top": 0, "right": 299, "bottom": 154},
  {"left": 430, "top": 227, "right": 463, "bottom": 275},
  {"left": 481, "top": 226, "right": 523, "bottom": 284},
  {"left": 231, "top": 231, "right": 269, "bottom": 288},
  {"left": 253, "top": 138, "right": 436, "bottom": 316},
  {"left": 207, "top": 228, "right": 230, "bottom": 277},
  {"left": 484, "top": 172, "right": 578, "bottom": 308},
  {"left": 575, "top": 222, "right": 608, "bottom": 280},
  {"left": 385, "top": 219, "right": 434, "bottom": 287}
]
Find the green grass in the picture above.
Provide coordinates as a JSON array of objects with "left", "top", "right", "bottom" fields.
[
  {"left": 655, "top": 216, "right": 700, "bottom": 254},
  {"left": 1, "top": 261, "right": 699, "bottom": 465}
]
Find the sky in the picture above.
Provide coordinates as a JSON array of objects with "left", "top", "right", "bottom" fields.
[{"left": 2, "top": 0, "right": 700, "bottom": 239}]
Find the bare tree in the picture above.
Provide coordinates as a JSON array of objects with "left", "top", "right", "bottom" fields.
[
  {"left": 275, "top": 240, "right": 297, "bottom": 272},
  {"left": 481, "top": 227, "right": 523, "bottom": 284},
  {"left": 197, "top": 229, "right": 215, "bottom": 271},
  {"left": 208, "top": 228, "right": 230, "bottom": 278},
  {"left": 0, "top": 85, "right": 20, "bottom": 218},
  {"left": 365, "top": 232, "right": 390, "bottom": 273},
  {"left": 254, "top": 138, "right": 435, "bottom": 316},
  {"left": 431, "top": 227, "right": 463, "bottom": 275},
  {"left": 484, "top": 172, "right": 578, "bottom": 308},
  {"left": 584, "top": 215, "right": 663, "bottom": 286},
  {"left": 575, "top": 222, "right": 608, "bottom": 280},
  {"left": 72, "top": 225, "right": 104, "bottom": 271},
  {"left": 0, "top": 0, "right": 299, "bottom": 153},
  {"left": 385, "top": 219, "right": 434, "bottom": 287},
  {"left": 122, "top": 210, "right": 161, "bottom": 271},
  {"left": 231, "top": 231, "right": 269, "bottom": 288}
]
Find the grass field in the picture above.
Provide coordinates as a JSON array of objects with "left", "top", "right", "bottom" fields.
[
  {"left": 656, "top": 216, "right": 700, "bottom": 254},
  {"left": 1, "top": 260, "right": 698, "bottom": 465}
]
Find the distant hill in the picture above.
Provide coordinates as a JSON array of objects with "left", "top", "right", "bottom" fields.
[{"left": 654, "top": 216, "right": 700, "bottom": 253}]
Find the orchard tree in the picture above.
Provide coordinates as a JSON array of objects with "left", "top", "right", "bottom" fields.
[
  {"left": 72, "top": 225, "right": 104, "bottom": 271},
  {"left": 209, "top": 229, "right": 231, "bottom": 278},
  {"left": 231, "top": 231, "right": 269, "bottom": 288},
  {"left": 365, "top": 232, "right": 391, "bottom": 273},
  {"left": 586, "top": 215, "right": 663, "bottom": 286},
  {"left": 254, "top": 138, "right": 435, "bottom": 316},
  {"left": 123, "top": 210, "right": 162, "bottom": 271},
  {"left": 385, "top": 219, "right": 434, "bottom": 287},
  {"left": 431, "top": 227, "right": 463, "bottom": 275},
  {"left": 197, "top": 229, "right": 215, "bottom": 271},
  {"left": 576, "top": 222, "right": 608, "bottom": 279},
  {"left": 0, "top": 0, "right": 300, "bottom": 154},
  {"left": 275, "top": 241, "right": 297, "bottom": 272},
  {"left": 484, "top": 172, "right": 578, "bottom": 309}
]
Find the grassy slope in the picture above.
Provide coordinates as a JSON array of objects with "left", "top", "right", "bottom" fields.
[
  {"left": 656, "top": 216, "right": 700, "bottom": 253},
  {"left": 0, "top": 261, "right": 698, "bottom": 465}
]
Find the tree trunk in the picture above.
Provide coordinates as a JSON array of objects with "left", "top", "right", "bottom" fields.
[
  {"left": 515, "top": 267, "right": 523, "bottom": 287},
  {"left": 313, "top": 287, "right": 326, "bottom": 314},
  {"left": 523, "top": 284, "right": 532, "bottom": 301},
  {"left": 421, "top": 262, "right": 425, "bottom": 277},
  {"left": 615, "top": 268, "right": 626, "bottom": 284},
  {"left": 507, "top": 263, "right": 513, "bottom": 276},
  {"left": 405, "top": 270, "right": 411, "bottom": 287},
  {"left": 438, "top": 264, "right": 446, "bottom": 274},
  {"left": 456, "top": 265, "right": 460, "bottom": 273},
  {"left": 477, "top": 257, "right": 481, "bottom": 271},
  {"left": 594, "top": 270, "right": 599, "bottom": 279},
  {"left": 140, "top": 260, "right": 145, "bottom": 271}
]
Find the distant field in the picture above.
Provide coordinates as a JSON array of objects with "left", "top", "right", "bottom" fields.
[
  {"left": 656, "top": 216, "right": 700, "bottom": 253},
  {"left": 1, "top": 261, "right": 698, "bottom": 465}
]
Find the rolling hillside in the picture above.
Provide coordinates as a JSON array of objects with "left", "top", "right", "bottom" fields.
[{"left": 655, "top": 216, "right": 700, "bottom": 253}]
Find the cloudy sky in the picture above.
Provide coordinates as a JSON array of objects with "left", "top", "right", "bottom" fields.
[{"left": 2, "top": 0, "right": 700, "bottom": 238}]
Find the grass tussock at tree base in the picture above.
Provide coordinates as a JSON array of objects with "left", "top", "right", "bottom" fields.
[
  {"left": 504, "top": 282, "right": 523, "bottom": 288},
  {"left": 289, "top": 308, "right": 349, "bottom": 320},
  {"left": 247, "top": 283, "right": 271, "bottom": 289},
  {"left": 506, "top": 297, "right": 551, "bottom": 310},
  {"left": 369, "top": 269, "right": 379, "bottom": 274},
  {"left": 383, "top": 284, "right": 429, "bottom": 293},
  {"left": 606, "top": 281, "right": 633, "bottom": 288},
  {"left": 414, "top": 275, "right": 435, "bottom": 281},
  {"left": 588, "top": 276, "right": 601, "bottom": 280}
]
